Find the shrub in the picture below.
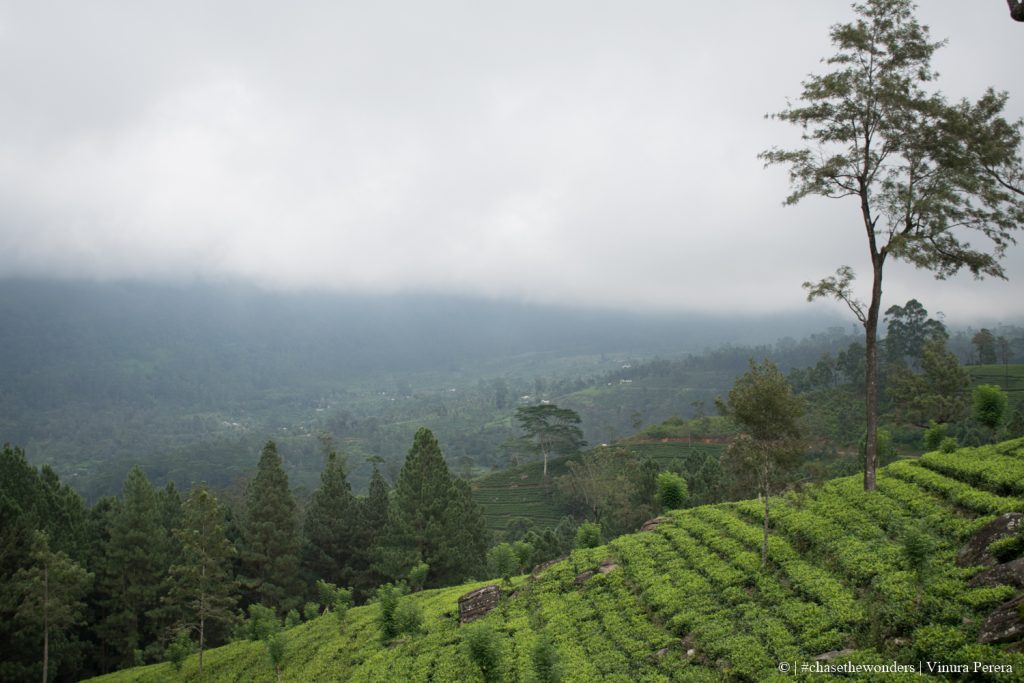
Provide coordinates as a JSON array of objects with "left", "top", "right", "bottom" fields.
[
  {"left": 165, "top": 629, "right": 194, "bottom": 672},
  {"left": 532, "top": 632, "right": 561, "bottom": 683},
  {"left": 922, "top": 421, "right": 947, "bottom": 451},
  {"left": 394, "top": 599, "right": 424, "bottom": 636},
  {"left": 486, "top": 543, "right": 519, "bottom": 584},
  {"left": 575, "top": 522, "right": 602, "bottom": 549},
  {"left": 377, "top": 583, "right": 400, "bottom": 643},
  {"left": 302, "top": 601, "right": 320, "bottom": 621},
  {"left": 656, "top": 471, "right": 688, "bottom": 511},
  {"left": 973, "top": 384, "right": 1009, "bottom": 432},
  {"left": 940, "top": 437, "right": 959, "bottom": 453},
  {"left": 407, "top": 561, "right": 429, "bottom": 592},
  {"left": 464, "top": 621, "right": 503, "bottom": 683},
  {"left": 285, "top": 608, "right": 301, "bottom": 629}
]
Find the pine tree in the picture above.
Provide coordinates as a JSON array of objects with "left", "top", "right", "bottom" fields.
[
  {"left": 302, "top": 452, "right": 357, "bottom": 588},
  {"left": 12, "top": 531, "right": 93, "bottom": 683},
  {"left": 95, "top": 466, "right": 167, "bottom": 668},
  {"left": 240, "top": 441, "right": 302, "bottom": 613},
  {"left": 354, "top": 464, "right": 389, "bottom": 597},
  {"left": 167, "top": 484, "right": 238, "bottom": 675},
  {"left": 383, "top": 429, "right": 487, "bottom": 587}
]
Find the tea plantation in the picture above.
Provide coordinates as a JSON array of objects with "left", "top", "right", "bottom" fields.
[{"left": 90, "top": 438, "right": 1024, "bottom": 682}]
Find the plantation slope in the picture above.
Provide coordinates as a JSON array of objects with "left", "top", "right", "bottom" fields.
[
  {"left": 471, "top": 443, "right": 723, "bottom": 533},
  {"left": 90, "top": 438, "right": 1024, "bottom": 682},
  {"left": 969, "top": 364, "right": 1024, "bottom": 405}
]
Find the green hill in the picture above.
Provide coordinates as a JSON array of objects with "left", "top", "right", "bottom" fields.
[{"left": 89, "top": 439, "right": 1024, "bottom": 682}]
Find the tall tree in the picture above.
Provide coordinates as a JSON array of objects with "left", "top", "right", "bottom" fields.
[
  {"left": 354, "top": 464, "right": 389, "bottom": 597},
  {"left": 167, "top": 484, "right": 238, "bottom": 675},
  {"left": 761, "top": 0, "right": 1024, "bottom": 490},
  {"left": 883, "top": 299, "right": 947, "bottom": 369},
  {"left": 515, "top": 404, "right": 586, "bottom": 479},
  {"left": 302, "top": 452, "right": 358, "bottom": 588},
  {"left": 96, "top": 466, "right": 167, "bottom": 668},
  {"left": 12, "top": 531, "right": 93, "bottom": 683},
  {"left": 888, "top": 338, "right": 970, "bottom": 427},
  {"left": 240, "top": 441, "right": 302, "bottom": 613},
  {"left": 382, "top": 428, "right": 487, "bottom": 587},
  {"left": 718, "top": 361, "right": 805, "bottom": 567},
  {"left": 972, "top": 328, "right": 998, "bottom": 365}
]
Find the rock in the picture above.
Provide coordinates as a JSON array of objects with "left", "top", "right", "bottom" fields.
[
  {"left": 969, "top": 557, "right": 1024, "bottom": 589},
  {"left": 815, "top": 649, "right": 855, "bottom": 662},
  {"left": 458, "top": 584, "right": 501, "bottom": 624},
  {"left": 978, "top": 595, "right": 1024, "bottom": 645},
  {"left": 574, "top": 570, "right": 595, "bottom": 585},
  {"left": 598, "top": 558, "right": 619, "bottom": 574},
  {"left": 640, "top": 517, "right": 666, "bottom": 532},
  {"left": 654, "top": 647, "right": 670, "bottom": 659},
  {"left": 686, "top": 648, "right": 697, "bottom": 658},
  {"left": 957, "top": 513, "right": 1023, "bottom": 568},
  {"left": 531, "top": 557, "right": 564, "bottom": 577}
]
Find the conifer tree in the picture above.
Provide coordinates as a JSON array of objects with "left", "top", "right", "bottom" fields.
[
  {"left": 240, "top": 441, "right": 301, "bottom": 613},
  {"left": 302, "top": 452, "right": 357, "bottom": 588},
  {"left": 12, "top": 531, "right": 93, "bottom": 683},
  {"left": 383, "top": 428, "right": 487, "bottom": 587},
  {"left": 167, "top": 484, "right": 238, "bottom": 675},
  {"left": 96, "top": 466, "right": 167, "bottom": 668},
  {"left": 354, "top": 464, "right": 389, "bottom": 596}
]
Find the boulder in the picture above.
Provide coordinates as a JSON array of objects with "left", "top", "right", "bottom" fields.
[
  {"left": 969, "top": 557, "right": 1024, "bottom": 589},
  {"left": 640, "top": 517, "right": 666, "bottom": 532},
  {"left": 978, "top": 595, "right": 1024, "bottom": 645},
  {"left": 598, "top": 558, "right": 619, "bottom": 574},
  {"left": 531, "top": 557, "right": 564, "bottom": 577},
  {"left": 458, "top": 584, "right": 501, "bottom": 624},
  {"left": 574, "top": 570, "right": 595, "bottom": 585},
  {"left": 957, "top": 513, "right": 1023, "bottom": 568}
]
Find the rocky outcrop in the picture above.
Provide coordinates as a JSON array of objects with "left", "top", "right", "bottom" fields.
[
  {"left": 531, "top": 557, "right": 564, "bottom": 577},
  {"left": 574, "top": 570, "right": 595, "bottom": 585},
  {"left": 815, "top": 649, "right": 855, "bottom": 662},
  {"left": 969, "top": 557, "right": 1024, "bottom": 589},
  {"left": 598, "top": 558, "right": 619, "bottom": 574},
  {"left": 458, "top": 584, "right": 501, "bottom": 624},
  {"left": 957, "top": 513, "right": 1023, "bottom": 567},
  {"left": 640, "top": 517, "right": 666, "bottom": 532},
  {"left": 978, "top": 595, "right": 1024, "bottom": 645}
]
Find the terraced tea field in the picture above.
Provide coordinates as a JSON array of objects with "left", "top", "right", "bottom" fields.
[
  {"left": 970, "top": 364, "right": 1024, "bottom": 405},
  {"left": 91, "top": 438, "right": 1024, "bottom": 682}
]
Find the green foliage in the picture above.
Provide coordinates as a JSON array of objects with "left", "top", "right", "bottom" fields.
[
  {"left": 973, "top": 384, "right": 1009, "bottom": 433},
  {"left": 407, "top": 561, "right": 430, "bottom": 592},
  {"left": 922, "top": 421, "right": 947, "bottom": 451},
  {"left": 376, "top": 583, "right": 400, "bottom": 643},
  {"left": 303, "top": 601, "right": 320, "bottom": 621},
  {"left": 463, "top": 621, "right": 503, "bottom": 683},
  {"left": 514, "top": 404, "right": 585, "bottom": 478},
  {"left": 284, "top": 608, "right": 301, "bottom": 629},
  {"left": 656, "top": 471, "right": 688, "bottom": 511},
  {"left": 240, "top": 441, "right": 302, "bottom": 613},
  {"left": 302, "top": 451, "right": 358, "bottom": 589},
  {"left": 266, "top": 632, "right": 286, "bottom": 680},
  {"left": 574, "top": 522, "right": 602, "bottom": 549},
  {"left": 940, "top": 437, "right": 959, "bottom": 453},
  {"left": 486, "top": 543, "right": 519, "bottom": 584},
  {"left": 165, "top": 629, "right": 194, "bottom": 673},
  {"left": 383, "top": 428, "right": 488, "bottom": 586},
  {"left": 238, "top": 603, "right": 282, "bottom": 642},
  {"left": 531, "top": 632, "right": 561, "bottom": 683},
  {"left": 393, "top": 600, "right": 424, "bottom": 637}
]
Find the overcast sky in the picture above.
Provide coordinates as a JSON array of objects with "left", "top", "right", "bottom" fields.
[{"left": 1, "top": 1, "right": 1021, "bottom": 321}]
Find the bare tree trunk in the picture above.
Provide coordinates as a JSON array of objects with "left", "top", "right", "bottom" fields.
[
  {"left": 199, "top": 614, "right": 205, "bottom": 675},
  {"left": 863, "top": 257, "right": 883, "bottom": 491}
]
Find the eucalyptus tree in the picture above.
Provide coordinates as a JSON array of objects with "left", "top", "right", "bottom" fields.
[{"left": 761, "top": 0, "right": 1024, "bottom": 490}]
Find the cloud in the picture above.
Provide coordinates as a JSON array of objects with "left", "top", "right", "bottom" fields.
[{"left": 0, "top": 1, "right": 1021, "bottom": 320}]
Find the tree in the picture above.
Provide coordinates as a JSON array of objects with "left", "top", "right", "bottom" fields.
[
  {"left": 973, "top": 384, "right": 1009, "bottom": 437},
  {"left": 972, "top": 328, "right": 998, "bottom": 365},
  {"left": 761, "top": 0, "right": 1024, "bottom": 491},
  {"left": 515, "top": 404, "right": 586, "bottom": 479},
  {"left": 718, "top": 360, "right": 805, "bottom": 567},
  {"left": 656, "top": 471, "right": 688, "bottom": 511},
  {"left": 883, "top": 299, "right": 947, "bottom": 369},
  {"left": 96, "top": 466, "right": 167, "bottom": 668},
  {"left": 485, "top": 543, "right": 519, "bottom": 585},
  {"left": 240, "top": 441, "right": 302, "bottom": 613},
  {"left": 382, "top": 428, "right": 488, "bottom": 587},
  {"left": 167, "top": 484, "right": 238, "bottom": 675},
  {"left": 556, "top": 448, "right": 636, "bottom": 536},
  {"left": 354, "top": 464, "right": 389, "bottom": 597},
  {"left": 888, "top": 338, "right": 970, "bottom": 427},
  {"left": 302, "top": 451, "right": 358, "bottom": 589},
  {"left": 12, "top": 531, "right": 92, "bottom": 683}
]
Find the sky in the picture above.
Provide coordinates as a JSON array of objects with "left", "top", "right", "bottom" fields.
[{"left": 0, "top": 1, "right": 1021, "bottom": 322}]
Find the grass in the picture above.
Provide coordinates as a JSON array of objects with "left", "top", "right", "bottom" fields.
[{"left": 88, "top": 437, "right": 1024, "bottom": 682}]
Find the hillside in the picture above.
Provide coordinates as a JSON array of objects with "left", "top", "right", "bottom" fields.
[{"left": 90, "top": 439, "right": 1024, "bottom": 682}]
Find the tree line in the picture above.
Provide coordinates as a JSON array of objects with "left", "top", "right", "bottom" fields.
[{"left": 0, "top": 428, "right": 499, "bottom": 682}]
